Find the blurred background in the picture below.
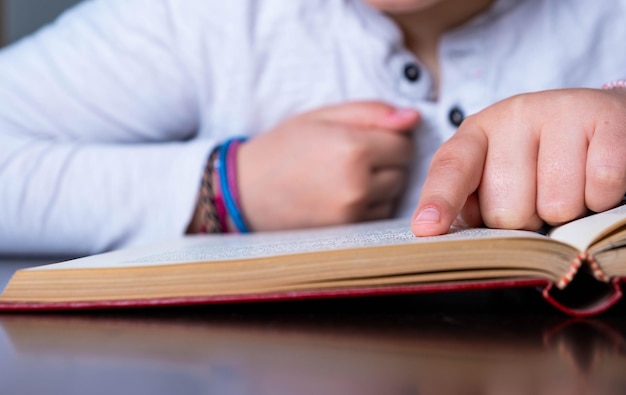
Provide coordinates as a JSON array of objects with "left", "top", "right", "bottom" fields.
[{"left": 0, "top": 0, "right": 81, "bottom": 46}]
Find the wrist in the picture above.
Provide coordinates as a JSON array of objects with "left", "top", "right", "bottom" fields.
[{"left": 187, "top": 137, "right": 250, "bottom": 234}]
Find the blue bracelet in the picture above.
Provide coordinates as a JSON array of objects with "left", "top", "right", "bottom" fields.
[{"left": 218, "top": 137, "right": 250, "bottom": 233}]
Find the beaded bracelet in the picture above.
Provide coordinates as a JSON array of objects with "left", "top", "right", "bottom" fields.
[
  {"left": 602, "top": 79, "right": 626, "bottom": 90},
  {"left": 217, "top": 137, "right": 250, "bottom": 233}
]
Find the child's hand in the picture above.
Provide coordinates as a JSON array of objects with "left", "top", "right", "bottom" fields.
[
  {"left": 412, "top": 88, "right": 626, "bottom": 236},
  {"left": 238, "top": 102, "right": 419, "bottom": 231}
]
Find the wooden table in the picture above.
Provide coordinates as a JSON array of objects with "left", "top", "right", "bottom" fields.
[{"left": 1, "top": 257, "right": 625, "bottom": 395}]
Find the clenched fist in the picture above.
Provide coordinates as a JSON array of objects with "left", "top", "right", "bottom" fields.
[{"left": 238, "top": 102, "right": 420, "bottom": 231}]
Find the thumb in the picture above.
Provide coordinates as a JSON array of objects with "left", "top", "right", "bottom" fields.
[{"left": 312, "top": 101, "right": 420, "bottom": 132}]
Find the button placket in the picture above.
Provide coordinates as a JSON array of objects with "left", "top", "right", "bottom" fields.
[
  {"left": 392, "top": 53, "right": 432, "bottom": 101},
  {"left": 403, "top": 63, "right": 421, "bottom": 83},
  {"left": 448, "top": 106, "right": 465, "bottom": 127},
  {"left": 439, "top": 32, "right": 489, "bottom": 134}
]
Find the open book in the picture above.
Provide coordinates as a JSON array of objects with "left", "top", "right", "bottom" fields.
[{"left": 1, "top": 205, "right": 626, "bottom": 316}]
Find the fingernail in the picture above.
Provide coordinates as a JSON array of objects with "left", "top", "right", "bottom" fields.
[
  {"left": 390, "top": 108, "right": 417, "bottom": 120},
  {"left": 415, "top": 207, "right": 441, "bottom": 224}
]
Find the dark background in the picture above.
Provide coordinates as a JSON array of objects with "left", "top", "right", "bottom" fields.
[{"left": 0, "top": 0, "right": 81, "bottom": 46}]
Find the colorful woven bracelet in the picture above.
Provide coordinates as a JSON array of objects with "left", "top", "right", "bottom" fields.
[
  {"left": 195, "top": 147, "right": 222, "bottom": 234},
  {"left": 226, "top": 139, "right": 244, "bottom": 209},
  {"left": 218, "top": 137, "right": 250, "bottom": 233},
  {"left": 212, "top": 154, "right": 230, "bottom": 233}
]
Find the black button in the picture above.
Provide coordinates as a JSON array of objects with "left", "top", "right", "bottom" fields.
[
  {"left": 403, "top": 63, "right": 421, "bottom": 82},
  {"left": 449, "top": 107, "right": 465, "bottom": 127}
]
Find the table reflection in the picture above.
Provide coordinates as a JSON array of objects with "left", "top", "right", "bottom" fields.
[{"left": 1, "top": 308, "right": 625, "bottom": 395}]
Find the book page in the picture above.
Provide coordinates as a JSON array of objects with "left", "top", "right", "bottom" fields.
[
  {"left": 549, "top": 205, "right": 626, "bottom": 251},
  {"left": 30, "top": 219, "right": 547, "bottom": 271}
]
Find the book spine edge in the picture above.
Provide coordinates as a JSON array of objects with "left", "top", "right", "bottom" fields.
[
  {"left": 556, "top": 253, "right": 585, "bottom": 289},
  {"left": 587, "top": 254, "right": 610, "bottom": 282}
]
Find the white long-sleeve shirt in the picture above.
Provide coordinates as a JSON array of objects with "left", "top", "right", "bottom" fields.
[{"left": 1, "top": 0, "right": 625, "bottom": 255}]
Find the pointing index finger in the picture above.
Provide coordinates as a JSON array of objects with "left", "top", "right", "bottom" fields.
[{"left": 412, "top": 121, "right": 488, "bottom": 236}]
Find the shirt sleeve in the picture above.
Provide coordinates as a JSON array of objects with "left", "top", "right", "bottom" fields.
[{"left": 0, "top": 0, "right": 214, "bottom": 255}]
